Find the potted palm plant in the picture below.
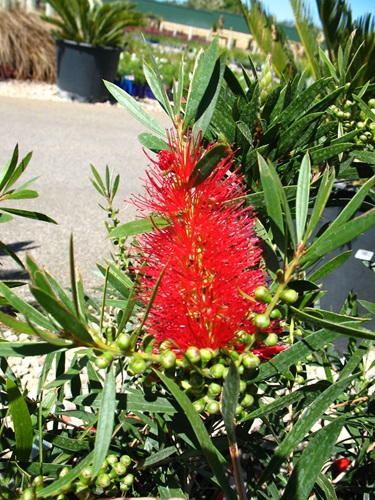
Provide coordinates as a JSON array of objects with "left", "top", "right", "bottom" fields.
[{"left": 43, "top": 0, "right": 145, "bottom": 102}]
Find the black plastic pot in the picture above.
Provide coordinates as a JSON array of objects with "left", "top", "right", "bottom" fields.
[{"left": 55, "top": 39, "right": 123, "bottom": 102}]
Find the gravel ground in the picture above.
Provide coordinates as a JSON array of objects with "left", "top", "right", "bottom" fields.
[{"left": 0, "top": 78, "right": 161, "bottom": 111}]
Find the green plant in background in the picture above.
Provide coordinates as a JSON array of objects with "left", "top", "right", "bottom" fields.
[
  {"left": 42, "top": 0, "right": 145, "bottom": 47},
  {"left": 0, "top": 32, "right": 375, "bottom": 500}
]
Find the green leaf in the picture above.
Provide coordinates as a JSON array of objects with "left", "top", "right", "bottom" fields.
[
  {"left": 0, "top": 144, "right": 18, "bottom": 191},
  {"left": 221, "top": 362, "right": 240, "bottom": 446},
  {"left": 108, "top": 216, "right": 169, "bottom": 239},
  {"left": 156, "top": 369, "right": 236, "bottom": 500},
  {"left": 0, "top": 341, "right": 67, "bottom": 357},
  {"left": 2, "top": 189, "right": 38, "bottom": 200},
  {"left": 30, "top": 286, "right": 94, "bottom": 345},
  {"left": 0, "top": 207, "right": 56, "bottom": 224},
  {"left": 316, "top": 175, "right": 375, "bottom": 240},
  {"left": 0, "top": 240, "right": 25, "bottom": 269},
  {"left": 138, "top": 132, "right": 168, "bottom": 151},
  {"left": 301, "top": 208, "right": 375, "bottom": 266},
  {"left": 309, "top": 143, "right": 353, "bottom": 164},
  {"left": 258, "top": 154, "right": 284, "bottom": 237},
  {"left": 251, "top": 329, "right": 340, "bottom": 383},
  {"left": 139, "top": 446, "right": 177, "bottom": 467},
  {"left": 190, "top": 144, "right": 227, "bottom": 187},
  {"left": 358, "top": 300, "right": 375, "bottom": 315},
  {"left": 104, "top": 81, "right": 168, "bottom": 138},
  {"left": 184, "top": 36, "right": 219, "bottom": 129},
  {"left": 259, "top": 375, "right": 355, "bottom": 486},
  {"left": 0, "top": 312, "right": 72, "bottom": 346},
  {"left": 193, "top": 54, "right": 226, "bottom": 137},
  {"left": 292, "top": 307, "right": 375, "bottom": 341},
  {"left": 315, "top": 472, "right": 339, "bottom": 500},
  {"left": 43, "top": 433, "right": 91, "bottom": 453},
  {"left": 143, "top": 61, "right": 174, "bottom": 118},
  {"left": 305, "top": 167, "right": 335, "bottom": 240},
  {"left": 296, "top": 153, "right": 311, "bottom": 243},
  {"left": 6, "top": 378, "right": 33, "bottom": 461},
  {"left": 92, "top": 364, "right": 117, "bottom": 477},
  {"left": 281, "top": 418, "right": 345, "bottom": 500},
  {"left": 0, "top": 282, "right": 59, "bottom": 332},
  {"left": 308, "top": 251, "right": 352, "bottom": 281}
]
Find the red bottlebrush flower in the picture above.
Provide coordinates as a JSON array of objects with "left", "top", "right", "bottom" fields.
[{"left": 132, "top": 130, "right": 280, "bottom": 353}]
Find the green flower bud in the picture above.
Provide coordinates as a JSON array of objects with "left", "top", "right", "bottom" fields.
[
  {"left": 122, "top": 473, "right": 135, "bottom": 487},
  {"left": 113, "top": 462, "right": 127, "bottom": 477},
  {"left": 21, "top": 489, "right": 36, "bottom": 500},
  {"left": 75, "top": 483, "right": 91, "bottom": 500},
  {"left": 235, "top": 404, "right": 243, "bottom": 416},
  {"left": 263, "top": 333, "right": 279, "bottom": 347},
  {"left": 95, "top": 354, "right": 111, "bottom": 369},
  {"left": 31, "top": 476, "right": 44, "bottom": 488},
  {"left": 206, "top": 400, "right": 220, "bottom": 414},
  {"left": 280, "top": 289, "right": 299, "bottom": 304},
  {"left": 241, "top": 394, "right": 254, "bottom": 407},
  {"left": 161, "top": 350, "right": 177, "bottom": 369},
  {"left": 193, "top": 398, "right": 205, "bottom": 413},
  {"left": 254, "top": 286, "right": 272, "bottom": 304},
  {"left": 242, "top": 353, "right": 260, "bottom": 370},
  {"left": 270, "top": 307, "right": 282, "bottom": 319},
  {"left": 239, "top": 380, "right": 247, "bottom": 393},
  {"left": 199, "top": 348, "right": 213, "bottom": 364},
  {"left": 210, "top": 363, "right": 225, "bottom": 378},
  {"left": 207, "top": 382, "right": 222, "bottom": 397},
  {"left": 116, "top": 333, "right": 132, "bottom": 351},
  {"left": 253, "top": 313, "right": 271, "bottom": 330},
  {"left": 79, "top": 466, "right": 93, "bottom": 485},
  {"left": 120, "top": 455, "right": 132, "bottom": 467},
  {"left": 96, "top": 473, "right": 111, "bottom": 489},
  {"left": 129, "top": 355, "right": 147, "bottom": 374},
  {"left": 106, "top": 454, "right": 118, "bottom": 465},
  {"left": 185, "top": 346, "right": 201, "bottom": 364}
]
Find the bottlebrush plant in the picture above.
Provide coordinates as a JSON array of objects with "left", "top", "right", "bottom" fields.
[{"left": 0, "top": 36, "right": 374, "bottom": 500}]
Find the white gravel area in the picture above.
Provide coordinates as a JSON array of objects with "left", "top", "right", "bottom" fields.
[{"left": 0, "top": 78, "right": 161, "bottom": 111}]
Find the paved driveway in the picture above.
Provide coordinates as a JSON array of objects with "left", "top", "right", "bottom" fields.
[{"left": 0, "top": 96, "right": 171, "bottom": 295}]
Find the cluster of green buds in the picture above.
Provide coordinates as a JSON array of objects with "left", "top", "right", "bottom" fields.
[
  {"left": 20, "top": 454, "right": 134, "bottom": 499},
  {"left": 329, "top": 97, "right": 375, "bottom": 150},
  {"left": 259, "top": 54, "right": 273, "bottom": 110},
  {"left": 156, "top": 343, "right": 261, "bottom": 420},
  {"left": 19, "top": 455, "right": 135, "bottom": 499}
]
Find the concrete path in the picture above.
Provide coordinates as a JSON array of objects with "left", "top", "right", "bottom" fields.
[{"left": 0, "top": 96, "right": 171, "bottom": 295}]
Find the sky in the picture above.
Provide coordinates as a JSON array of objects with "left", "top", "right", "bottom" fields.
[{"left": 262, "top": 0, "right": 375, "bottom": 24}]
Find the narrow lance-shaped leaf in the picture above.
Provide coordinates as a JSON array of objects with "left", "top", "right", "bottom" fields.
[
  {"left": 108, "top": 216, "right": 170, "bottom": 239},
  {"left": 104, "top": 81, "right": 168, "bottom": 139},
  {"left": 259, "top": 374, "right": 356, "bottom": 486},
  {"left": 258, "top": 154, "right": 284, "bottom": 238},
  {"left": 221, "top": 362, "right": 240, "bottom": 445},
  {"left": 184, "top": 36, "right": 219, "bottom": 129},
  {"left": 308, "top": 250, "right": 352, "bottom": 282},
  {"left": 301, "top": 208, "right": 375, "bottom": 267},
  {"left": 281, "top": 418, "right": 345, "bottom": 500},
  {"left": 92, "top": 364, "right": 117, "bottom": 477},
  {"left": 6, "top": 378, "right": 34, "bottom": 461},
  {"left": 190, "top": 144, "right": 227, "bottom": 187},
  {"left": 296, "top": 153, "right": 311, "bottom": 243},
  {"left": 156, "top": 369, "right": 236, "bottom": 500}
]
